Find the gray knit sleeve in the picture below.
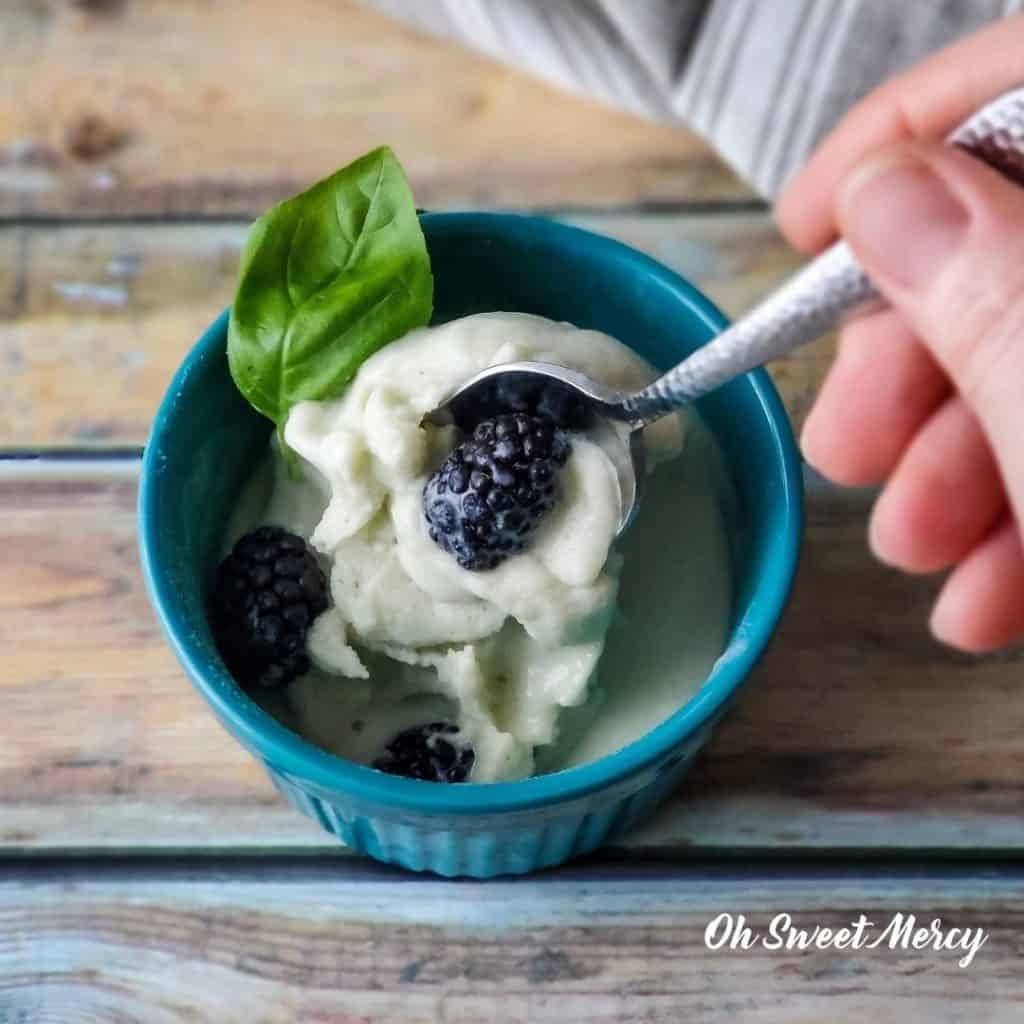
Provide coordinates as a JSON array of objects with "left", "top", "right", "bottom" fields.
[{"left": 362, "top": 0, "right": 1023, "bottom": 196}]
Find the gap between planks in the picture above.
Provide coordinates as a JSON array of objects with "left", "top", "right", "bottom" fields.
[
  {"left": 0, "top": 198, "right": 770, "bottom": 228},
  {"left": 3, "top": 854, "right": 1024, "bottom": 886}
]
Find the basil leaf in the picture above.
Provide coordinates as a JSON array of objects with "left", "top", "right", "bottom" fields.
[{"left": 227, "top": 146, "right": 433, "bottom": 439}]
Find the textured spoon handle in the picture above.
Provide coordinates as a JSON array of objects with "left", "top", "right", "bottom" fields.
[{"left": 621, "top": 85, "right": 1024, "bottom": 423}]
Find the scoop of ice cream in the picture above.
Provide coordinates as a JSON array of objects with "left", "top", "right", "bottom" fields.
[{"left": 268, "top": 312, "right": 684, "bottom": 780}]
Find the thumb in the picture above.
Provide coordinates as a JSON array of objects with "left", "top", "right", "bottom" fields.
[{"left": 837, "top": 141, "right": 1024, "bottom": 523}]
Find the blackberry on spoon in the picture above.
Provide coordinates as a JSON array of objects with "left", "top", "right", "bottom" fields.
[{"left": 423, "top": 412, "right": 571, "bottom": 571}]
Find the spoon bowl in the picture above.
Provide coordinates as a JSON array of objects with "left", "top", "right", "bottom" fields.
[{"left": 423, "top": 359, "right": 646, "bottom": 534}]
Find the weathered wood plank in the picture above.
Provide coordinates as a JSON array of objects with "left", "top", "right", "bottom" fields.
[
  {"left": 2, "top": 863, "right": 1021, "bottom": 1021},
  {"left": 2, "top": 462, "right": 1021, "bottom": 854},
  {"left": 0, "top": 215, "right": 822, "bottom": 447},
  {"left": 0, "top": 0, "right": 746, "bottom": 219}
]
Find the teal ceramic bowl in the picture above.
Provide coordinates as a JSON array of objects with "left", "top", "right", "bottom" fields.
[{"left": 139, "top": 212, "right": 802, "bottom": 877}]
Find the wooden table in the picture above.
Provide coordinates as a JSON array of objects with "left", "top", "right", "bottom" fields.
[{"left": 2, "top": 3, "right": 1022, "bottom": 1020}]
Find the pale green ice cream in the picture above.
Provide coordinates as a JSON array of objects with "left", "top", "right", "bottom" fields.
[{"left": 229, "top": 313, "right": 732, "bottom": 780}]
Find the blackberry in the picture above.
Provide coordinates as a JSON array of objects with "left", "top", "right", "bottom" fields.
[
  {"left": 209, "top": 525, "right": 329, "bottom": 690},
  {"left": 372, "top": 722, "right": 475, "bottom": 782},
  {"left": 423, "top": 413, "right": 571, "bottom": 571}
]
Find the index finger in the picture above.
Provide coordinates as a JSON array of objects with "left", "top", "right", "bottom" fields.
[{"left": 776, "top": 13, "right": 1024, "bottom": 253}]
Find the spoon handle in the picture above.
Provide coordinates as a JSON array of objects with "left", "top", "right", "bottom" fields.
[{"left": 620, "top": 84, "right": 1024, "bottom": 423}]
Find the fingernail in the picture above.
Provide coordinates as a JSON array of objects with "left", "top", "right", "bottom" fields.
[
  {"left": 798, "top": 413, "right": 821, "bottom": 469},
  {"left": 839, "top": 152, "right": 969, "bottom": 289},
  {"left": 867, "top": 507, "right": 895, "bottom": 568},
  {"left": 866, "top": 493, "right": 903, "bottom": 570},
  {"left": 929, "top": 591, "right": 960, "bottom": 648}
]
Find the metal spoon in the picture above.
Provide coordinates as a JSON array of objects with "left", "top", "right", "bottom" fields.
[{"left": 425, "top": 85, "right": 1024, "bottom": 534}]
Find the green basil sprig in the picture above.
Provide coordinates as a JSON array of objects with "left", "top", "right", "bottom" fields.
[{"left": 228, "top": 146, "right": 433, "bottom": 446}]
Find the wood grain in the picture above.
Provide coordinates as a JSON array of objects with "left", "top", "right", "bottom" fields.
[
  {"left": 2, "top": 462, "right": 1021, "bottom": 854},
  {"left": 0, "top": 0, "right": 746, "bottom": 219},
  {"left": 0, "top": 215, "right": 821, "bottom": 447},
  {"left": 3, "top": 3, "right": 1016, "bottom": 1008},
  {"left": 2, "top": 863, "right": 1021, "bottom": 1022}
]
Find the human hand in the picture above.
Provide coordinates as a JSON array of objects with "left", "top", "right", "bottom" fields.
[{"left": 776, "top": 16, "right": 1024, "bottom": 653}]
